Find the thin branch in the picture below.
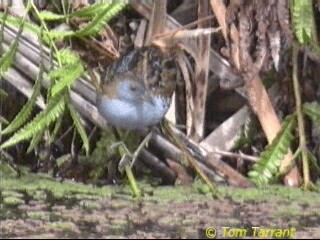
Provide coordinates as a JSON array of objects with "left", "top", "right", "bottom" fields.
[
  {"left": 292, "top": 46, "right": 311, "bottom": 189},
  {"left": 210, "top": 150, "right": 259, "bottom": 163}
]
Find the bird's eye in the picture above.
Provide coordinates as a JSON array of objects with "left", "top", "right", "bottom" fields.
[{"left": 130, "top": 86, "right": 137, "bottom": 91}]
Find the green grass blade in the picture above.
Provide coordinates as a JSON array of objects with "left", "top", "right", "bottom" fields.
[{"left": 67, "top": 99, "right": 89, "bottom": 155}]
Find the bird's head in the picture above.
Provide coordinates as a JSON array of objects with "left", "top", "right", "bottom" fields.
[{"left": 100, "top": 72, "right": 154, "bottom": 105}]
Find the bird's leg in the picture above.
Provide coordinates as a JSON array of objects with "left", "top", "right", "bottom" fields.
[
  {"left": 119, "top": 155, "right": 141, "bottom": 197},
  {"left": 110, "top": 142, "right": 141, "bottom": 197},
  {"left": 108, "top": 141, "right": 132, "bottom": 172},
  {"left": 130, "top": 131, "right": 153, "bottom": 168}
]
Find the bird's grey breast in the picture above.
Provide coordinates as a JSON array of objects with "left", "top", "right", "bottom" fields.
[{"left": 97, "top": 94, "right": 170, "bottom": 129}]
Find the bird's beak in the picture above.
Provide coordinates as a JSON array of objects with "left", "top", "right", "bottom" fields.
[{"left": 141, "top": 91, "right": 155, "bottom": 106}]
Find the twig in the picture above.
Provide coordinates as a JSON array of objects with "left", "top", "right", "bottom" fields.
[
  {"left": 139, "top": 149, "right": 176, "bottom": 183},
  {"left": 292, "top": 46, "right": 311, "bottom": 189},
  {"left": 210, "top": 150, "right": 259, "bottom": 163}
]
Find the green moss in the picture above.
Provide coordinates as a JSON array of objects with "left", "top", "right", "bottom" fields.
[
  {"left": 33, "top": 190, "right": 47, "bottom": 201},
  {"left": 78, "top": 200, "right": 100, "bottom": 210},
  {"left": 2, "top": 196, "right": 24, "bottom": 206},
  {"left": 274, "top": 204, "right": 302, "bottom": 218},
  {"left": 1, "top": 190, "right": 24, "bottom": 199},
  {"left": 0, "top": 172, "right": 112, "bottom": 202},
  {"left": 1, "top": 164, "right": 319, "bottom": 207},
  {"left": 49, "top": 221, "right": 78, "bottom": 231},
  {"left": 27, "top": 211, "right": 51, "bottom": 221},
  {"left": 145, "top": 185, "right": 212, "bottom": 204},
  {"left": 72, "top": 193, "right": 102, "bottom": 201},
  {"left": 219, "top": 185, "right": 320, "bottom": 206},
  {"left": 158, "top": 216, "right": 178, "bottom": 225}
]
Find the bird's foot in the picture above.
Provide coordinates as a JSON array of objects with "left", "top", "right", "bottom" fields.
[
  {"left": 108, "top": 142, "right": 132, "bottom": 172},
  {"left": 115, "top": 131, "right": 153, "bottom": 171}
]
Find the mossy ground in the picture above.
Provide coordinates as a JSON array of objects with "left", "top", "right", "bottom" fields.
[{"left": 1, "top": 164, "right": 319, "bottom": 238}]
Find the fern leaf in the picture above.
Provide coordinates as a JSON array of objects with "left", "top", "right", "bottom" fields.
[
  {"left": 38, "top": 11, "right": 66, "bottom": 21},
  {"left": 49, "top": 115, "right": 63, "bottom": 145},
  {"left": 2, "top": 72, "right": 42, "bottom": 135},
  {"left": 69, "top": 3, "right": 109, "bottom": 19},
  {"left": 49, "top": 49, "right": 84, "bottom": 96},
  {"left": 1, "top": 94, "right": 65, "bottom": 149},
  {"left": 57, "top": 49, "right": 80, "bottom": 65},
  {"left": 67, "top": 100, "right": 89, "bottom": 155},
  {"left": 74, "top": 4, "right": 126, "bottom": 38},
  {"left": 0, "top": 16, "right": 24, "bottom": 76},
  {"left": 291, "top": 0, "right": 313, "bottom": 44},
  {"left": 27, "top": 128, "right": 45, "bottom": 153},
  {"left": 46, "top": 29, "right": 74, "bottom": 41},
  {"left": 0, "top": 3, "right": 126, "bottom": 42},
  {"left": 248, "top": 115, "right": 296, "bottom": 187},
  {"left": 0, "top": 12, "right": 71, "bottom": 43},
  {"left": 0, "top": 11, "right": 23, "bottom": 73},
  {"left": 0, "top": 42, "right": 18, "bottom": 76},
  {"left": 50, "top": 62, "right": 84, "bottom": 97},
  {"left": 303, "top": 101, "right": 320, "bottom": 126},
  {"left": 0, "top": 13, "right": 42, "bottom": 37}
]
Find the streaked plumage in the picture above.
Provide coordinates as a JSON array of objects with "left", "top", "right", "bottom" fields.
[{"left": 96, "top": 47, "right": 177, "bottom": 129}]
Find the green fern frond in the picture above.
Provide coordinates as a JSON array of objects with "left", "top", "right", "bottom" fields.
[
  {"left": 57, "top": 49, "right": 80, "bottom": 65},
  {"left": 0, "top": 16, "right": 24, "bottom": 76},
  {"left": 291, "top": 0, "right": 314, "bottom": 44},
  {"left": 0, "top": 13, "right": 66, "bottom": 44},
  {"left": 67, "top": 100, "right": 89, "bottom": 155},
  {"left": 0, "top": 40, "right": 18, "bottom": 76},
  {"left": 303, "top": 101, "right": 320, "bottom": 126},
  {"left": 248, "top": 115, "right": 296, "bottom": 187},
  {"left": 38, "top": 3, "right": 120, "bottom": 21},
  {"left": 74, "top": 3, "right": 126, "bottom": 38},
  {"left": 0, "top": 3, "right": 126, "bottom": 43},
  {"left": 69, "top": 3, "right": 110, "bottom": 19},
  {"left": 46, "top": 30, "right": 74, "bottom": 42},
  {"left": 49, "top": 116, "right": 64, "bottom": 145},
  {"left": 27, "top": 128, "right": 45, "bottom": 153},
  {"left": 1, "top": 93, "right": 66, "bottom": 149},
  {"left": 0, "top": 11, "right": 59, "bottom": 45},
  {"left": 50, "top": 50, "right": 84, "bottom": 97},
  {"left": 0, "top": 13, "right": 41, "bottom": 37},
  {"left": 1, "top": 71, "right": 42, "bottom": 135},
  {"left": 37, "top": 11, "right": 66, "bottom": 21},
  {"left": 37, "top": 3, "right": 127, "bottom": 40}
]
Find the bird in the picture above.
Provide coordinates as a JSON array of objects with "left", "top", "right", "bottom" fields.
[{"left": 95, "top": 47, "right": 177, "bottom": 130}]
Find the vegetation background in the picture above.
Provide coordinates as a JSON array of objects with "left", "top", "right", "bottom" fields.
[{"left": 0, "top": 0, "right": 319, "bottom": 238}]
